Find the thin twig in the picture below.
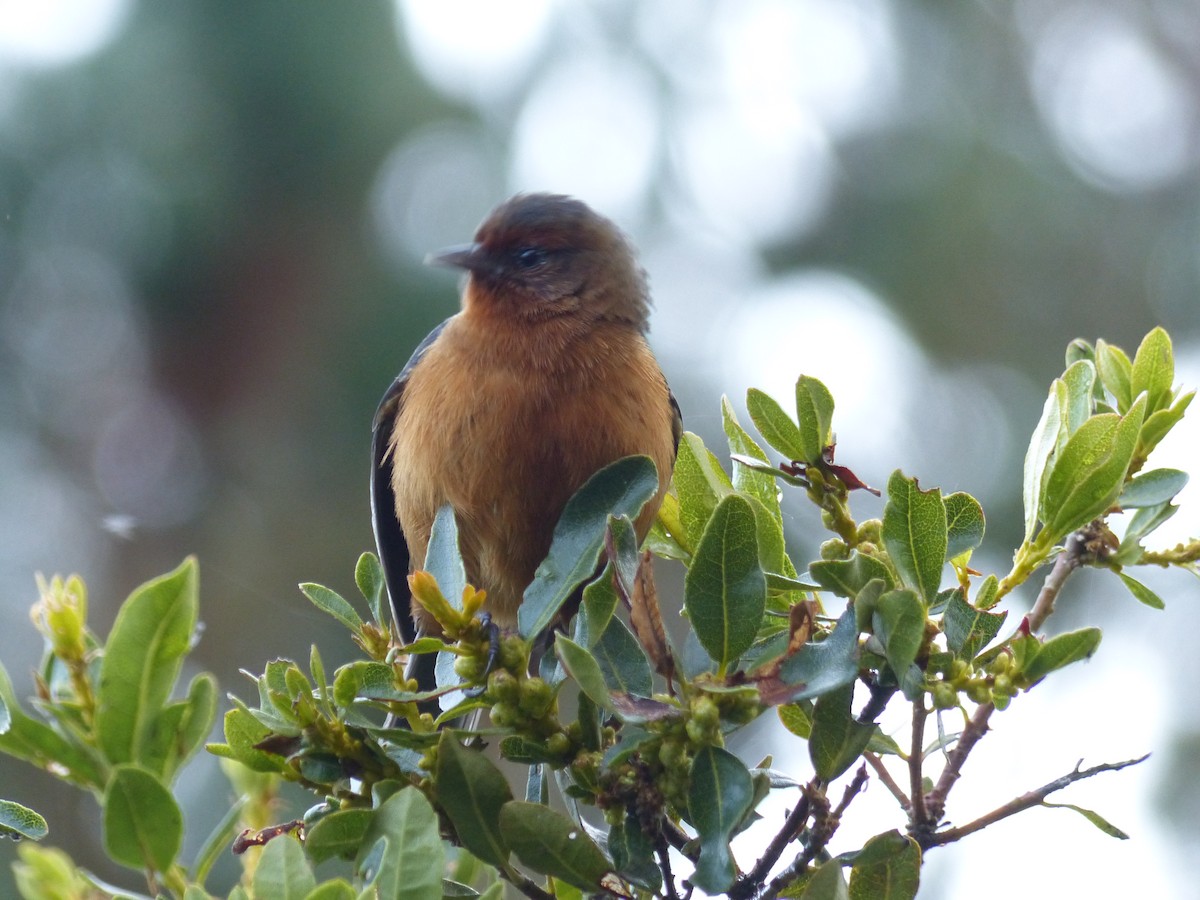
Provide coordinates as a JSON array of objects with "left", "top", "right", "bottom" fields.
[
  {"left": 908, "top": 700, "right": 930, "bottom": 833},
  {"left": 918, "top": 754, "right": 1150, "bottom": 849},
  {"left": 662, "top": 819, "right": 697, "bottom": 859},
  {"left": 730, "top": 779, "right": 819, "bottom": 900},
  {"left": 1027, "top": 531, "right": 1086, "bottom": 632},
  {"left": 764, "top": 764, "right": 870, "bottom": 899},
  {"left": 856, "top": 679, "right": 897, "bottom": 724},
  {"left": 658, "top": 836, "right": 682, "bottom": 900},
  {"left": 864, "top": 752, "right": 910, "bottom": 811},
  {"left": 503, "top": 870, "right": 555, "bottom": 900},
  {"left": 923, "top": 701, "right": 994, "bottom": 825}
]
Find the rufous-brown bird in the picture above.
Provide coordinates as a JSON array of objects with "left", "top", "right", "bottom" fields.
[{"left": 370, "top": 193, "right": 680, "bottom": 688}]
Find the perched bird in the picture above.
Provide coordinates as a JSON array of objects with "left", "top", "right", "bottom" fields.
[{"left": 370, "top": 193, "right": 681, "bottom": 688}]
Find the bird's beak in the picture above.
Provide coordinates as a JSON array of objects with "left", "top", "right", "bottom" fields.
[{"left": 426, "top": 242, "right": 486, "bottom": 272}]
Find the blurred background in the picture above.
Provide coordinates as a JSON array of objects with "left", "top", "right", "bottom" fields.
[{"left": 1, "top": 0, "right": 1199, "bottom": 896}]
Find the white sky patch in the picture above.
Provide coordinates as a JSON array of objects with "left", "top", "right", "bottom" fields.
[
  {"left": 0, "top": 0, "right": 131, "bottom": 67},
  {"left": 396, "top": 0, "right": 555, "bottom": 103}
]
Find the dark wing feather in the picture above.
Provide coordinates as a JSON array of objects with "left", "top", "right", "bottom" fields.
[{"left": 370, "top": 318, "right": 451, "bottom": 645}]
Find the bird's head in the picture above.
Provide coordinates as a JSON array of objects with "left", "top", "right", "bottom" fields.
[{"left": 428, "top": 193, "right": 651, "bottom": 329}]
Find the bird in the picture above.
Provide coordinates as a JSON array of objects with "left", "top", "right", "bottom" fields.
[{"left": 370, "top": 193, "right": 681, "bottom": 693}]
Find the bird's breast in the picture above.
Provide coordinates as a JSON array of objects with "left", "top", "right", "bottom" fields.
[{"left": 389, "top": 314, "right": 675, "bottom": 626}]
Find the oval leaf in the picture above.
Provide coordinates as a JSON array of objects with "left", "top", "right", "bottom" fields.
[
  {"left": 424, "top": 505, "right": 467, "bottom": 611},
  {"left": 299, "top": 583, "right": 362, "bottom": 631},
  {"left": 943, "top": 492, "right": 985, "bottom": 561},
  {"left": 519, "top": 456, "right": 659, "bottom": 639},
  {"left": 1022, "top": 627, "right": 1102, "bottom": 683},
  {"left": 434, "top": 732, "right": 513, "bottom": 868},
  {"left": 252, "top": 835, "right": 315, "bottom": 900},
  {"left": 499, "top": 801, "right": 611, "bottom": 891},
  {"left": 848, "top": 830, "right": 921, "bottom": 900},
  {"left": 881, "top": 472, "right": 947, "bottom": 604},
  {"left": 747, "top": 387, "right": 806, "bottom": 461},
  {"left": 688, "top": 746, "right": 755, "bottom": 894},
  {"left": 97, "top": 558, "right": 198, "bottom": 768},
  {"left": 674, "top": 432, "right": 734, "bottom": 548},
  {"left": 359, "top": 787, "right": 443, "bottom": 900},
  {"left": 1118, "top": 468, "right": 1188, "bottom": 509},
  {"left": 809, "top": 683, "right": 874, "bottom": 782},
  {"left": 1130, "top": 326, "right": 1174, "bottom": 414},
  {"left": 1042, "top": 395, "right": 1146, "bottom": 540},
  {"left": 103, "top": 765, "right": 183, "bottom": 872},
  {"left": 684, "top": 495, "right": 766, "bottom": 672},
  {"left": 556, "top": 635, "right": 614, "bottom": 712},
  {"left": 795, "top": 375, "right": 835, "bottom": 464},
  {"left": 0, "top": 799, "right": 48, "bottom": 841}
]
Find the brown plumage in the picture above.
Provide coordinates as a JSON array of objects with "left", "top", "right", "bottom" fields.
[{"left": 370, "top": 194, "right": 680, "bottom": 666}]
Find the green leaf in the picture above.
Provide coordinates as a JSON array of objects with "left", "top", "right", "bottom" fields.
[
  {"left": 208, "top": 706, "right": 288, "bottom": 773},
  {"left": 556, "top": 635, "right": 614, "bottom": 712},
  {"left": 1042, "top": 395, "right": 1146, "bottom": 540},
  {"left": 359, "top": 787, "right": 443, "bottom": 900},
  {"left": 872, "top": 590, "right": 926, "bottom": 700},
  {"left": 355, "top": 551, "right": 387, "bottom": 627},
  {"left": 1117, "top": 572, "right": 1165, "bottom": 610},
  {"left": 299, "top": 582, "right": 361, "bottom": 631},
  {"left": 303, "top": 881, "right": 357, "bottom": 900},
  {"left": 103, "top": 765, "right": 183, "bottom": 872},
  {"left": 0, "top": 799, "right": 48, "bottom": 841},
  {"left": 684, "top": 494, "right": 766, "bottom": 672},
  {"left": 499, "top": 802, "right": 611, "bottom": 891},
  {"left": 1137, "top": 390, "right": 1194, "bottom": 459},
  {"left": 425, "top": 504, "right": 467, "bottom": 609},
  {"left": 251, "top": 835, "right": 315, "bottom": 900},
  {"left": 688, "top": 746, "right": 755, "bottom": 894},
  {"left": 795, "top": 375, "right": 835, "bottom": 464},
  {"left": 1060, "top": 360, "right": 1097, "bottom": 437},
  {"left": 592, "top": 616, "right": 653, "bottom": 698},
  {"left": 674, "top": 431, "right": 734, "bottom": 547},
  {"left": 943, "top": 493, "right": 985, "bottom": 561},
  {"left": 577, "top": 564, "right": 618, "bottom": 648},
  {"left": 747, "top": 387, "right": 806, "bottom": 461},
  {"left": 943, "top": 590, "right": 1007, "bottom": 659},
  {"left": 96, "top": 558, "right": 198, "bottom": 769},
  {"left": 1022, "top": 388, "right": 1062, "bottom": 542},
  {"left": 1095, "top": 339, "right": 1133, "bottom": 412},
  {"left": 1022, "top": 627, "right": 1102, "bottom": 683},
  {"left": 809, "top": 683, "right": 874, "bottom": 782},
  {"left": 810, "top": 553, "right": 894, "bottom": 599},
  {"left": 722, "top": 396, "right": 780, "bottom": 520},
  {"left": 609, "top": 815, "right": 662, "bottom": 891},
  {"left": 434, "top": 732, "right": 513, "bottom": 869},
  {"left": 800, "top": 857, "right": 850, "bottom": 899},
  {"left": 304, "top": 809, "right": 373, "bottom": 863},
  {"left": 881, "top": 472, "right": 948, "bottom": 604},
  {"left": 847, "top": 830, "right": 921, "bottom": 900},
  {"left": 1130, "top": 327, "right": 1174, "bottom": 414},
  {"left": 1119, "top": 468, "right": 1188, "bottom": 509},
  {"left": 0, "top": 661, "right": 107, "bottom": 788},
  {"left": 1042, "top": 801, "right": 1130, "bottom": 840},
  {"left": 776, "top": 607, "right": 860, "bottom": 703},
  {"left": 519, "top": 456, "right": 659, "bottom": 639}
]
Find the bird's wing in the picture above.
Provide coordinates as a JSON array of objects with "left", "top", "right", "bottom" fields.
[
  {"left": 667, "top": 382, "right": 683, "bottom": 456},
  {"left": 370, "top": 318, "right": 450, "bottom": 645}
]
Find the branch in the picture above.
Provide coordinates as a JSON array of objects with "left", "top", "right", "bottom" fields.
[
  {"left": 503, "top": 870, "right": 556, "bottom": 900},
  {"left": 730, "top": 779, "right": 820, "bottom": 900},
  {"left": 1026, "top": 531, "right": 1086, "bottom": 633},
  {"left": 923, "top": 701, "right": 993, "bottom": 826},
  {"left": 762, "top": 765, "right": 870, "bottom": 900},
  {"left": 918, "top": 754, "right": 1150, "bottom": 849},
  {"left": 907, "top": 700, "right": 930, "bottom": 833},
  {"left": 863, "top": 752, "right": 910, "bottom": 812}
]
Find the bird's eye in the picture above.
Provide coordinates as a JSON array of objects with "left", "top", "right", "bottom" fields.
[{"left": 514, "top": 247, "right": 548, "bottom": 269}]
